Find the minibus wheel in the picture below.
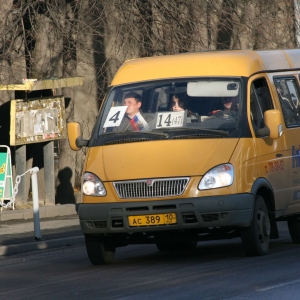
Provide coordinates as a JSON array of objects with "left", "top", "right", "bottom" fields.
[
  {"left": 288, "top": 220, "right": 300, "bottom": 244},
  {"left": 241, "top": 195, "right": 270, "bottom": 256},
  {"left": 85, "top": 234, "right": 115, "bottom": 265}
]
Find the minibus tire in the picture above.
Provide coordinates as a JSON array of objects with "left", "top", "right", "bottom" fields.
[
  {"left": 85, "top": 234, "right": 115, "bottom": 265},
  {"left": 156, "top": 240, "right": 197, "bottom": 252},
  {"left": 241, "top": 195, "right": 270, "bottom": 256},
  {"left": 287, "top": 220, "right": 300, "bottom": 244}
]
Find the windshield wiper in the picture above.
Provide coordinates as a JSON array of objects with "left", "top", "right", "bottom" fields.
[
  {"left": 154, "top": 127, "right": 229, "bottom": 137},
  {"left": 101, "top": 130, "right": 169, "bottom": 138},
  {"left": 99, "top": 130, "right": 168, "bottom": 146}
]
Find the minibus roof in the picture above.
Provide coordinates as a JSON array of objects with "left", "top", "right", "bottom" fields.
[{"left": 111, "top": 49, "right": 300, "bottom": 86}]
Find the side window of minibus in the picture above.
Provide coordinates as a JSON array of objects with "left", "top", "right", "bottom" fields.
[
  {"left": 250, "top": 78, "right": 274, "bottom": 133},
  {"left": 274, "top": 77, "right": 300, "bottom": 127}
]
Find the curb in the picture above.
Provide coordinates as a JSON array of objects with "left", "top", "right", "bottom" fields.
[
  {"left": 0, "top": 204, "right": 77, "bottom": 221},
  {"left": 0, "top": 235, "right": 85, "bottom": 256}
]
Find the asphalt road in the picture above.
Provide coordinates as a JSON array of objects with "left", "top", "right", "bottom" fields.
[{"left": 1, "top": 222, "right": 300, "bottom": 300}]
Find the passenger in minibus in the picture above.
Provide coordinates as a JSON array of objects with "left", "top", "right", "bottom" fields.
[
  {"left": 118, "top": 92, "right": 151, "bottom": 131},
  {"left": 170, "top": 94, "right": 198, "bottom": 123}
]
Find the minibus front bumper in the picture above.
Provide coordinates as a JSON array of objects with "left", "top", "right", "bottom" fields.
[{"left": 78, "top": 193, "right": 254, "bottom": 234}]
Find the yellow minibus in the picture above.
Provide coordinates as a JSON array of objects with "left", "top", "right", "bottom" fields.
[{"left": 68, "top": 49, "right": 300, "bottom": 265}]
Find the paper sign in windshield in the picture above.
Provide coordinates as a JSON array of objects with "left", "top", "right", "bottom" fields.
[
  {"left": 156, "top": 111, "right": 185, "bottom": 128},
  {"left": 103, "top": 106, "right": 127, "bottom": 127}
]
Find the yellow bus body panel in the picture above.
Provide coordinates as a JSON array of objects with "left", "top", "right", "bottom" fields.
[
  {"left": 111, "top": 49, "right": 300, "bottom": 86},
  {"left": 85, "top": 139, "right": 238, "bottom": 181}
]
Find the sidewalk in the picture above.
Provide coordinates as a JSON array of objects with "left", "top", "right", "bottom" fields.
[{"left": 0, "top": 204, "right": 84, "bottom": 256}]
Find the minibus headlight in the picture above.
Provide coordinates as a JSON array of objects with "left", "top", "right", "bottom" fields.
[
  {"left": 198, "top": 164, "right": 234, "bottom": 190},
  {"left": 82, "top": 172, "right": 106, "bottom": 196}
]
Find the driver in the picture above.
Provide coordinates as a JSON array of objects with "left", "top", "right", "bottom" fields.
[
  {"left": 222, "top": 97, "right": 237, "bottom": 111},
  {"left": 209, "top": 96, "right": 239, "bottom": 118}
]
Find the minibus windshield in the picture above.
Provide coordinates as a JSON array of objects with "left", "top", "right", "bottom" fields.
[{"left": 98, "top": 78, "right": 242, "bottom": 140}]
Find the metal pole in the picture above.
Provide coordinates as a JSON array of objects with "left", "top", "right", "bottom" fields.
[
  {"left": 15, "top": 145, "right": 26, "bottom": 205},
  {"left": 30, "top": 167, "right": 42, "bottom": 240},
  {"left": 44, "top": 141, "right": 55, "bottom": 205}
]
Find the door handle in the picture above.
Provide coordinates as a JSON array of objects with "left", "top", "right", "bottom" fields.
[{"left": 276, "top": 153, "right": 283, "bottom": 157}]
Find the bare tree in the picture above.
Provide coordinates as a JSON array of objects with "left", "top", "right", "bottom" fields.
[{"left": 295, "top": 0, "right": 300, "bottom": 47}]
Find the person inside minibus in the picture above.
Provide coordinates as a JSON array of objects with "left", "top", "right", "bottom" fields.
[
  {"left": 118, "top": 92, "right": 151, "bottom": 131},
  {"left": 209, "top": 96, "right": 239, "bottom": 118},
  {"left": 222, "top": 96, "right": 239, "bottom": 111},
  {"left": 170, "top": 94, "right": 198, "bottom": 123}
]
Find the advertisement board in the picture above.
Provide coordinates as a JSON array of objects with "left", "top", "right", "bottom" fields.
[
  {"left": 10, "top": 96, "right": 66, "bottom": 145},
  {"left": 0, "top": 146, "right": 13, "bottom": 205}
]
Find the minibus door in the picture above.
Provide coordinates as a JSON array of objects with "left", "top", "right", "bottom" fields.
[
  {"left": 273, "top": 76, "right": 300, "bottom": 215},
  {"left": 249, "top": 76, "right": 288, "bottom": 212}
]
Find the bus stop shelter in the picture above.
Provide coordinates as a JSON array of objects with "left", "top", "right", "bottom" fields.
[{"left": 0, "top": 77, "right": 84, "bottom": 206}]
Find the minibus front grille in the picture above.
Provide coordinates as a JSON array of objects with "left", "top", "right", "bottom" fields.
[{"left": 113, "top": 177, "right": 190, "bottom": 198}]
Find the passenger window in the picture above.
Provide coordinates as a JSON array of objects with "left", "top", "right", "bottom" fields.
[
  {"left": 250, "top": 78, "right": 274, "bottom": 134},
  {"left": 274, "top": 77, "right": 300, "bottom": 127}
]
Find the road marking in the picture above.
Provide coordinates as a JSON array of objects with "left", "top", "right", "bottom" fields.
[{"left": 257, "top": 279, "right": 300, "bottom": 291}]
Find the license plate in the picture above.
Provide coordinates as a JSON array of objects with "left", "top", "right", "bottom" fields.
[{"left": 128, "top": 213, "right": 177, "bottom": 227}]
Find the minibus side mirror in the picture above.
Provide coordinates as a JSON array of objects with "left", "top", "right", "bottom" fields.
[
  {"left": 264, "top": 109, "right": 283, "bottom": 139},
  {"left": 67, "top": 122, "right": 89, "bottom": 151}
]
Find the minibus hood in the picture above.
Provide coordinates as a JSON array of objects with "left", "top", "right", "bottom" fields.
[{"left": 85, "top": 139, "right": 239, "bottom": 181}]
